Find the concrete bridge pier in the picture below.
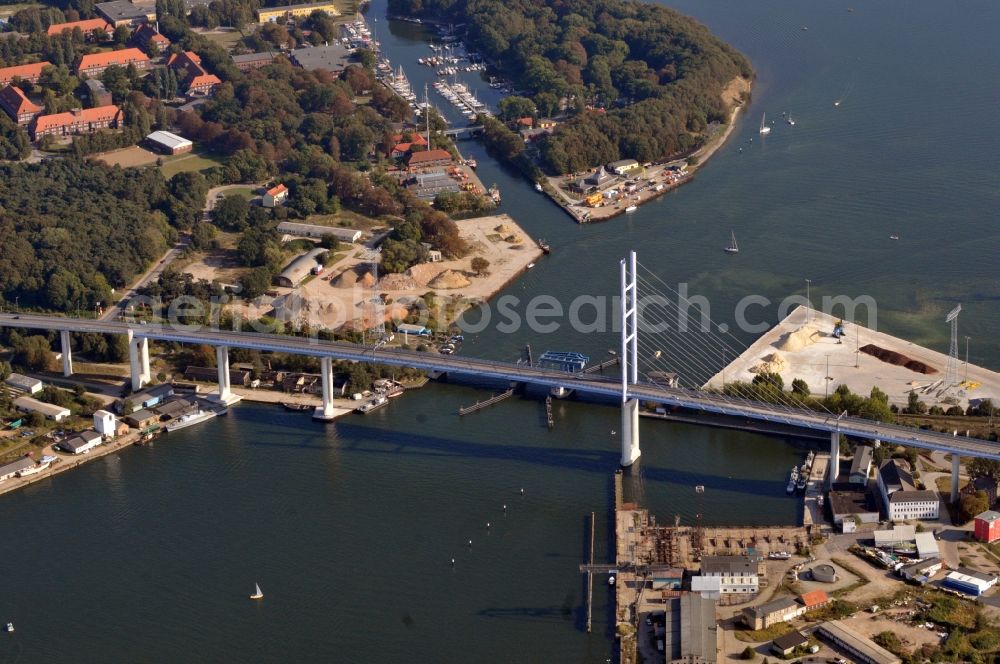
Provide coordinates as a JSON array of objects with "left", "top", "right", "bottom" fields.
[
  {"left": 313, "top": 357, "right": 338, "bottom": 421},
  {"left": 621, "top": 398, "right": 641, "bottom": 467},
  {"left": 829, "top": 431, "right": 840, "bottom": 488},
  {"left": 951, "top": 453, "right": 961, "bottom": 503},
  {"left": 128, "top": 332, "right": 150, "bottom": 392},
  {"left": 60, "top": 330, "right": 73, "bottom": 377},
  {"left": 215, "top": 345, "right": 232, "bottom": 402}
]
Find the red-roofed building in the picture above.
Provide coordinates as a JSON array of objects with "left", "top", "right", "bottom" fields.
[
  {"left": 0, "top": 61, "right": 52, "bottom": 86},
  {"left": 0, "top": 85, "right": 44, "bottom": 125},
  {"left": 46, "top": 18, "right": 114, "bottom": 39},
  {"left": 31, "top": 105, "right": 123, "bottom": 140},
  {"left": 388, "top": 131, "right": 427, "bottom": 158},
  {"left": 798, "top": 590, "right": 829, "bottom": 612},
  {"left": 515, "top": 117, "right": 534, "bottom": 128},
  {"left": 76, "top": 48, "right": 150, "bottom": 77},
  {"left": 168, "top": 51, "right": 221, "bottom": 96},
  {"left": 407, "top": 148, "right": 452, "bottom": 170},
  {"left": 132, "top": 24, "right": 171, "bottom": 54},
  {"left": 263, "top": 184, "right": 288, "bottom": 208}
]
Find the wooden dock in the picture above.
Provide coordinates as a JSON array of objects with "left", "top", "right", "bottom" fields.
[
  {"left": 458, "top": 388, "right": 514, "bottom": 415},
  {"left": 584, "top": 356, "right": 620, "bottom": 374},
  {"left": 586, "top": 511, "right": 595, "bottom": 633},
  {"left": 544, "top": 396, "right": 554, "bottom": 428}
]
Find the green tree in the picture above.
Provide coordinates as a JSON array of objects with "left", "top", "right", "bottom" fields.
[
  {"left": 498, "top": 95, "right": 537, "bottom": 122},
  {"left": 213, "top": 194, "right": 250, "bottom": 231},
  {"left": 968, "top": 458, "right": 1000, "bottom": 482},
  {"left": 791, "top": 378, "right": 810, "bottom": 397},
  {"left": 960, "top": 490, "right": 989, "bottom": 522},
  {"left": 740, "top": 646, "right": 756, "bottom": 660},
  {"left": 13, "top": 335, "right": 55, "bottom": 371},
  {"left": 470, "top": 256, "right": 490, "bottom": 275}
]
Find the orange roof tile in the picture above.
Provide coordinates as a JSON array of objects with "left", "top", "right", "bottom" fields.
[
  {"left": 408, "top": 149, "right": 452, "bottom": 165},
  {"left": 47, "top": 18, "right": 114, "bottom": 36},
  {"left": 799, "top": 590, "right": 829, "bottom": 608},
  {"left": 391, "top": 132, "right": 427, "bottom": 145},
  {"left": 0, "top": 85, "right": 43, "bottom": 115},
  {"left": 33, "top": 104, "right": 122, "bottom": 133},
  {"left": 266, "top": 184, "right": 288, "bottom": 196},
  {"left": 77, "top": 48, "right": 150, "bottom": 72},
  {"left": 0, "top": 61, "right": 52, "bottom": 84},
  {"left": 187, "top": 73, "right": 221, "bottom": 89}
]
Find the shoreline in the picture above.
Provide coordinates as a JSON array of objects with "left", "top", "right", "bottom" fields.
[{"left": 538, "top": 76, "right": 750, "bottom": 223}]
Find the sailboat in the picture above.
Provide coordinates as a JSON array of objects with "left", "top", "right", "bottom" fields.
[
  {"left": 759, "top": 112, "right": 771, "bottom": 135},
  {"left": 724, "top": 231, "right": 739, "bottom": 254},
  {"left": 249, "top": 583, "right": 263, "bottom": 600},
  {"left": 787, "top": 114, "right": 796, "bottom": 126}
]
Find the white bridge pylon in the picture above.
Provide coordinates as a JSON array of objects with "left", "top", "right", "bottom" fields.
[{"left": 620, "top": 251, "right": 640, "bottom": 467}]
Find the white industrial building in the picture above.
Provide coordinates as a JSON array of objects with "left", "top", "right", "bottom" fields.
[
  {"left": 693, "top": 555, "right": 760, "bottom": 594},
  {"left": 274, "top": 247, "right": 327, "bottom": 288},
  {"left": 14, "top": 396, "right": 70, "bottom": 422},
  {"left": 59, "top": 430, "right": 103, "bottom": 455},
  {"left": 943, "top": 568, "right": 998, "bottom": 596},
  {"left": 0, "top": 457, "right": 36, "bottom": 482},
  {"left": 276, "top": 222, "right": 362, "bottom": 243},
  {"left": 145, "top": 130, "right": 193, "bottom": 155},
  {"left": 94, "top": 410, "right": 117, "bottom": 438},
  {"left": 5, "top": 373, "right": 43, "bottom": 394},
  {"left": 877, "top": 459, "right": 939, "bottom": 521}
]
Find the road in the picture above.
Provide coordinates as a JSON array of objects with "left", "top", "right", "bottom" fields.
[
  {"left": 100, "top": 237, "right": 190, "bottom": 321},
  {"left": 2, "top": 312, "right": 999, "bottom": 461}
]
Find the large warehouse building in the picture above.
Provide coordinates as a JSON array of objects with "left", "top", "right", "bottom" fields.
[{"left": 146, "top": 130, "right": 193, "bottom": 155}]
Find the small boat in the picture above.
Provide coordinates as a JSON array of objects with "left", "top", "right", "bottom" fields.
[
  {"left": 724, "top": 230, "right": 739, "bottom": 254},
  {"left": 759, "top": 112, "right": 771, "bottom": 135},
  {"left": 356, "top": 394, "right": 389, "bottom": 414},
  {"left": 249, "top": 583, "right": 263, "bottom": 600},
  {"left": 786, "top": 467, "right": 799, "bottom": 494},
  {"left": 834, "top": 100, "right": 841, "bottom": 107},
  {"left": 282, "top": 402, "right": 312, "bottom": 412},
  {"left": 796, "top": 472, "right": 808, "bottom": 492},
  {"left": 889, "top": 234, "right": 900, "bottom": 240},
  {"left": 624, "top": 205, "right": 637, "bottom": 213},
  {"left": 800, "top": 25, "right": 808, "bottom": 31},
  {"left": 5, "top": 622, "right": 13, "bottom": 633},
  {"left": 534, "top": 183, "right": 543, "bottom": 192},
  {"left": 538, "top": 238, "right": 551, "bottom": 254},
  {"left": 526, "top": 262, "right": 536, "bottom": 269},
  {"left": 787, "top": 114, "right": 796, "bottom": 126}
]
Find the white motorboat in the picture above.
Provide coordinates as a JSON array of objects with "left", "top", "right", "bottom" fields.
[
  {"left": 759, "top": 112, "right": 771, "bottom": 135},
  {"left": 625, "top": 205, "right": 637, "bottom": 213},
  {"left": 166, "top": 409, "right": 218, "bottom": 432}
]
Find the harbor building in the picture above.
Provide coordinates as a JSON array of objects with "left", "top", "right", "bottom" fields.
[
  {"left": 771, "top": 630, "right": 808, "bottom": 657},
  {"left": 662, "top": 593, "right": 717, "bottom": 664},
  {"left": 849, "top": 445, "right": 873, "bottom": 484},
  {"left": 274, "top": 248, "right": 327, "bottom": 288},
  {"left": 877, "top": 459, "right": 939, "bottom": 521},
  {"left": 693, "top": 555, "right": 760, "bottom": 594},
  {"left": 276, "top": 222, "right": 362, "bottom": 243},
  {"left": 816, "top": 621, "right": 901, "bottom": 664},
  {"left": 974, "top": 511, "right": 1000, "bottom": 543},
  {"left": 943, "top": 568, "right": 998, "bottom": 597},
  {"left": 14, "top": 396, "right": 70, "bottom": 422},
  {"left": 741, "top": 596, "right": 802, "bottom": 630},
  {"left": 0, "top": 457, "right": 37, "bottom": 482},
  {"left": 829, "top": 489, "right": 880, "bottom": 531},
  {"left": 5, "top": 372, "right": 43, "bottom": 395},
  {"left": 59, "top": 430, "right": 103, "bottom": 454}
]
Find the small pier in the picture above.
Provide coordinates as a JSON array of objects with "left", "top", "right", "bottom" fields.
[
  {"left": 586, "top": 511, "right": 595, "bottom": 633},
  {"left": 583, "top": 356, "right": 620, "bottom": 374},
  {"left": 458, "top": 388, "right": 514, "bottom": 415},
  {"left": 544, "top": 396, "right": 554, "bottom": 428}
]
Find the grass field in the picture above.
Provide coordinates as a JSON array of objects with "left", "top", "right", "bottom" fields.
[
  {"left": 305, "top": 209, "right": 387, "bottom": 231},
  {"left": 222, "top": 186, "right": 256, "bottom": 200},
  {"left": 159, "top": 150, "right": 225, "bottom": 178},
  {"left": 200, "top": 29, "right": 243, "bottom": 50}
]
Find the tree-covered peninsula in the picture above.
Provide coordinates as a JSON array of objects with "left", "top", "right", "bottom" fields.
[{"left": 389, "top": 0, "right": 752, "bottom": 173}]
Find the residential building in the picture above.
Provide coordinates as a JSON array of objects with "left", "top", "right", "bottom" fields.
[
  {"left": 13, "top": 396, "right": 70, "bottom": 422},
  {"left": 276, "top": 222, "right": 362, "bottom": 243},
  {"left": 263, "top": 183, "right": 288, "bottom": 207},
  {"left": 942, "top": 568, "right": 998, "bottom": 597},
  {"left": 962, "top": 476, "right": 998, "bottom": 505},
  {"left": 0, "top": 85, "right": 43, "bottom": 125},
  {"left": 93, "top": 409, "right": 117, "bottom": 438},
  {"left": 289, "top": 43, "right": 353, "bottom": 74},
  {"left": 5, "top": 372, "right": 43, "bottom": 395},
  {"left": 662, "top": 593, "right": 717, "bottom": 664},
  {"left": 798, "top": 590, "right": 830, "bottom": 612},
  {"left": 59, "top": 430, "right": 103, "bottom": 454},
  {"left": 695, "top": 555, "right": 760, "bottom": 594},
  {"left": 388, "top": 131, "right": 427, "bottom": 158},
  {"left": 257, "top": 1, "right": 338, "bottom": 23},
  {"left": 849, "top": 445, "right": 873, "bottom": 484},
  {"left": 771, "top": 630, "right": 808, "bottom": 657},
  {"left": 274, "top": 248, "right": 327, "bottom": 288},
  {"left": 0, "top": 61, "right": 52, "bottom": 86},
  {"left": 231, "top": 51, "right": 275, "bottom": 72},
  {"left": 829, "top": 489, "right": 881, "bottom": 531},
  {"left": 46, "top": 18, "right": 114, "bottom": 38},
  {"left": 0, "top": 457, "right": 37, "bottom": 482},
  {"left": 975, "top": 510, "right": 1000, "bottom": 543},
  {"left": 84, "top": 78, "right": 113, "bottom": 106},
  {"left": 132, "top": 23, "right": 171, "bottom": 53},
  {"left": 145, "top": 130, "right": 193, "bottom": 155},
  {"left": 76, "top": 48, "right": 150, "bottom": 76},
  {"left": 95, "top": 0, "right": 155, "bottom": 27},
  {"left": 408, "top": 149, "right": 453, "bottom": 170},
  {"left": 608, "top": 158, "right": 639, "bottom": 175},
  {"left": 877, "top": 459, "right": 939, "bottom": 521},
  {"left": 31, "top": 105, "right": 123, "bottom": 140},
  {"left": 741, "top": 596, "right": 802, "bottom": 630},
  {"left": 816, "top": 621, "right": 901, "bottom": 664},
  {"left": 167, "top": 51, "right": 221, "bottom": 95}
]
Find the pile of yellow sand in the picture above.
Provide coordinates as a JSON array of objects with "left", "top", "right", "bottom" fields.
[
  {"left": 429, "top": 270, "right": 471, "bottom": 289},
  {"left": 750, "top": 352, "right": 787, "bottom": 374},
  {"left": 405, "top": 263, "right": 444, "bottom": 287},
  {"left": 777, "top": 325, "right": 820, "bottom": 352},
  {"left": 495, "top": 223, "right": 512, "bottom": 234},
  {"left": 331, "top": 268, "right": 359, "bottom": 288}
]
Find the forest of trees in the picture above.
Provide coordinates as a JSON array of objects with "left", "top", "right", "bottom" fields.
[
  {"left": 0, "top": 160, "right": 187, "bottom": 311},
  {"left": 389, "top": 0, "right": 752, "bottom": 173}
]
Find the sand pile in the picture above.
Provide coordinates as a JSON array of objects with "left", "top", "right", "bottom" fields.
[
  {"left": 272, "top": 293, "right": 310, "bottom": 321},
  {"left": 380, "top": 273, "right": 418, "bottom": 291},
  {"left": 331, "top": 267, "right": 360, "bottom": 288},
  {"left": 429, "top": 270, "right": 471, "bottom": 289},
  {"left": 405, "top": 263, "right": 444, "bottom": 287},
  {"left": 494, "top": 223, "right": 512, "bottom": 234},
  {"left": 358, "top": 272, "right": 376, "bottom": 288},
  {"left": 777, "top": 325, "right": 820, "bottom": 352},
  {"left": 505, "top": 234, "right": 523, "bottom": 244},
  {"left": 750, "top": 352, "right": 787, "bottom": 374}
]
